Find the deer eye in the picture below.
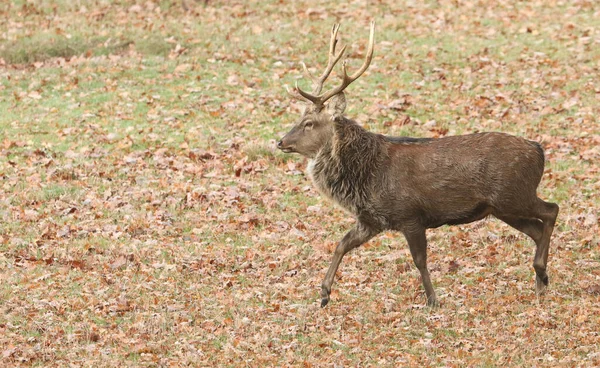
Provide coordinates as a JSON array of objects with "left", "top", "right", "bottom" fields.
[{"left": 304, "top": 121, "right": 314, "bottom": 130}]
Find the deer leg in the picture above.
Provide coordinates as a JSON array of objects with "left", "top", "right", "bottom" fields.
[
  {"left": 497, "top": 200, "right": 558, "bottom": 294},
  {"left": 496, "top": 216, "right": 544, "bottom": 244},
  {"left": 320, "top": 223, "right": 378, "bottom": 307},
  {"left": 532, "top": 200, "right": 559, "bottom": 294},
  {"left": 497, "top": 214, "right": 546, "bottom": 291},
  {"left": 404, "top": 227, "right": 438, "bottom": 307}
]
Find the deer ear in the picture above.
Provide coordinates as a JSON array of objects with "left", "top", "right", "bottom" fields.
[{"left": 326, "top": 93, "right": 346, "bottom": 116}]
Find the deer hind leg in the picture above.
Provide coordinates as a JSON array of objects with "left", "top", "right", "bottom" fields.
[
  {"left": 497, "top": 199, "right": 559, "bottom": 294},
  {"left": 320, "top": 223, "right": 378, "bottom": 307},
  {"left": 404, "top": 227, "right": 438, "bottom": 307},
  {"left": 531, "top": 199, "right": 559, "bottom": 293},
  {"left": 495, "top": 216, "right": 544, "bottom": 244}
]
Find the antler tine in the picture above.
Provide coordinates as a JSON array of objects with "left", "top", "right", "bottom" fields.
[
  {"left": 311, "top": 24, "right": 346, "bottom": 94},
  {"left": 296, "top": 23, "right": 347, "bottom": 104},
  {"left": 316, "top": 21, "right": 375, "bottom": 105},
  {"left": 295, "top": 21, "right": 375, "bottom": 108},
  {"left": 301, "top": 24, "right": 342, "bottom": 86},
  {"left": 301, "top": 62, "right": 315, "bottom": 84}
]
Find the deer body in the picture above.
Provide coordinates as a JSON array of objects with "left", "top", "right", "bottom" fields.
[
  {"left": 278, "top": 23, "right": 558, "bottom": 307},
  {"left": 310, "top": 117, "right": 546, "bottom": 233}
]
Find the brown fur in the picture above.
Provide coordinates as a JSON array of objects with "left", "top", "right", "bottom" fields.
[{"left": 278, "top": 94, "right": 559, "bottom": 307}]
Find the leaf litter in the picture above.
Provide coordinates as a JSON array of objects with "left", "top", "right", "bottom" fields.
[{"left": 1, "top": 0, "right": 600, "bottom": 366}]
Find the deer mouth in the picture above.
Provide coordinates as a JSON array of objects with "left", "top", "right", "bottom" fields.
[
  {"left": 279, "top": 146, "right": 295, "bottom": 153},
  {"left": 277, "top": 140, "right": 295, "bottom": 153}
]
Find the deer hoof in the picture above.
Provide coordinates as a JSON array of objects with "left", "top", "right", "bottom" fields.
[
  {"left": 427, "top": 298, "right": 440, "bottom": 308},
  {"left": 320, "top": 285, "right": 330, "bottom": 307},
  {"left": 536, "top": 274, "right": 549, "bottom": 294}
]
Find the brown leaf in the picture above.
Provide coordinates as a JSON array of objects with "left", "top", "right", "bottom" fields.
[
  {"left": 2, "top": 347, "right": 16, "bottom": 358},
  {"left": 586, "top": 285, "right": 600, "bottom": 296},
  {"left": 109, "top": 256, "right": 127, "bottom": 270},
  {"left": 448, "top": 260, "right": 460, "bottom": 273},
  {"left": 66, "top": 260, "right": 86, "bottom": 270}
]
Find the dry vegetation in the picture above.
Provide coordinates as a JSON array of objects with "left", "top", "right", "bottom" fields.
[{"left": 1, "top": 0, "right": 599, "bottom": 366}]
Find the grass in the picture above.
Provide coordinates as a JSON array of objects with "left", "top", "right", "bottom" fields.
[
  {"left": 1, "top": 0, "right": 600, "bottom": 366},
  {"left": 0, "top": 34, "right": 134, "bottom": 64}
]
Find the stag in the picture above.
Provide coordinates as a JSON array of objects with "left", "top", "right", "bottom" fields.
[{"left": 277, "top": 22, "right": 559, "bottom": 307}]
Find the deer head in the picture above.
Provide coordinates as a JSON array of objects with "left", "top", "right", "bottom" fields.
[{"left": 277, "top": 22, "right": 375, "bottom": 158}]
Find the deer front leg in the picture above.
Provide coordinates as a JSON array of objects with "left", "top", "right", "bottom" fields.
[
  {"left": 404, "top": 227, "right": 438, "bottom": 307},
  {"left": 320, "top": 223, "right": 378, "bottom": 307}
]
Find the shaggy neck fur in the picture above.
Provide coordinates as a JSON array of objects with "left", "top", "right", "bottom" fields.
[{"left": 309, "top": 116, "right": 386, "bottom": 215}]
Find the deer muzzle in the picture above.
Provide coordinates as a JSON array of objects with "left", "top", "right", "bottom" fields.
[{"left": 277, "top": 138, "right": 295, "bottom": 153}]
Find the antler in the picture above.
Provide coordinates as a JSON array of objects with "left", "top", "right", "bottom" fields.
[
  {"left": 302, "top": 24, "right": 347, "bottom": 95},
  {"left": 295, "top": 21, "right": 375, "bottom": 109}
]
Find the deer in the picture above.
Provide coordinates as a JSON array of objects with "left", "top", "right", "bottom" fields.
[{"left": 277, "top": 22, "right": 559, "bottom": 308}]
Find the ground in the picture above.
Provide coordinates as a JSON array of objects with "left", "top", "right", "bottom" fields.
[{"left": 1, "top": 0, "right": 599, "bottom": 366}]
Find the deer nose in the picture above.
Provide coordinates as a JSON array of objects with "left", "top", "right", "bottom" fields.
[{"left": 277, "top": 140, "right": 283, "bottom": 149}]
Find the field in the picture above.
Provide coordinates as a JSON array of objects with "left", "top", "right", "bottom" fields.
[{"left": 1, "top": 0, "right": 599, "bottom": 366}]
